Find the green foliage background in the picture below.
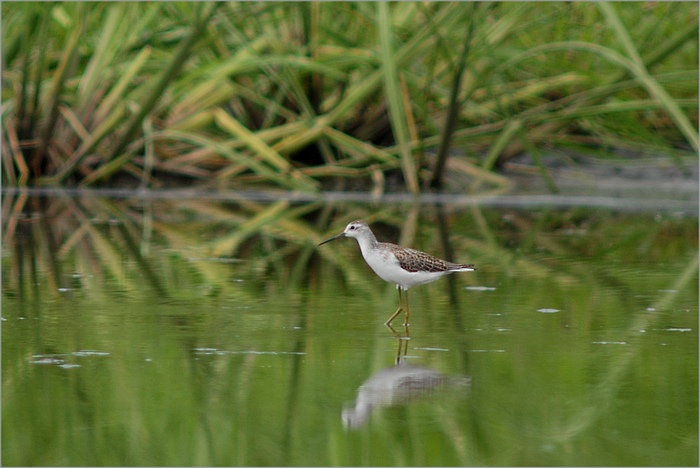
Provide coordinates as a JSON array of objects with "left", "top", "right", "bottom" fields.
[{"left": 2, "top": 2, "right": 698, "bottom": 192}]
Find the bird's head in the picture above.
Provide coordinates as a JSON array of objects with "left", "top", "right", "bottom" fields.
[{"left": 318, "top": 220, "right": 368, "bottom": 245}]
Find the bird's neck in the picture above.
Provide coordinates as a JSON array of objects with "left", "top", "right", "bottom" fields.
[{"left": 355, "top": 233, "right": 379, "bottom": 257}]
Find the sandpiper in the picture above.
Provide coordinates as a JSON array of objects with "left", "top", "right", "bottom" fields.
[{"left": 318, "top": 220, "right": 475, "bottom": 326}]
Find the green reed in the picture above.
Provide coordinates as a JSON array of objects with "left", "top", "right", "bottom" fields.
[{"left": 2, "top": 2, "right": 697, "bottom": 192}]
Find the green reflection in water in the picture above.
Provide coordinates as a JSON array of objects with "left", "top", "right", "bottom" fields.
[{"left": 2, "top": 195, "right": 697, "bottom": 466}]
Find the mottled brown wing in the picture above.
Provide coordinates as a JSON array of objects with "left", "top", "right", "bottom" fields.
[{"left": 394, "top": 247, "right": 450, "bottom": 273}]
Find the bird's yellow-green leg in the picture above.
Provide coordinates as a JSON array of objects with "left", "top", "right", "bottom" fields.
[
  {"left": 385, "top": 287, "right": 405, "bottom": 326},
  {"left": 403, "top": 289, "right": 410, "bottom": 327}
]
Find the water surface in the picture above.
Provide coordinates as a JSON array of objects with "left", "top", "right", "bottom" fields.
[{"left": 2, "top": 191, "right": 697, "bottom": 466}]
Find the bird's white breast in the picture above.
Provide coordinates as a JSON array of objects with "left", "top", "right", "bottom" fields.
[{"left": 359, "top": 245, "right": 445, "bottom": 290}]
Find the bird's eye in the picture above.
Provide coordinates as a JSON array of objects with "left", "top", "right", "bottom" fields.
[{"left": 349, "top": 226, "right": 356, "bottom": 230}]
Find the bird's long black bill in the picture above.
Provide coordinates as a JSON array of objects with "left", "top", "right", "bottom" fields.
[{"left": 318, "top": 232, "right": 345, "bottom": 246}]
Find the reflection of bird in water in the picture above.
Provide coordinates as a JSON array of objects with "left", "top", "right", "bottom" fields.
[
  {"left": 342, "top": 362, "right": 471, "bottom": 429},
  {"left": 319, "top": 220, "right": 475, "bottom": 326}
]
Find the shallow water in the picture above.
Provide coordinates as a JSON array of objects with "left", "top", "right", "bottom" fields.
[{"left": 2, "top": 191, "right": 697, "bottom": 466}]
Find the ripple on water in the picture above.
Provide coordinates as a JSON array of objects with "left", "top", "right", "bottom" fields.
[
  {"left": 30, "top": 350, "right": 110, "bottom": 368},
  {"left": 31, "top": 357, "right": 67, "bottom": 365},
  {"left": 192, "top": 348, "right": 306, "bottom": 356},
  {"left": 72, "top": 350, "right": 111, "bottom": 357}
]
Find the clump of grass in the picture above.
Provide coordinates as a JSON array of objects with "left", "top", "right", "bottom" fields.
[{"left": 2, "top": 2, "right": 697, "bottom": 193}]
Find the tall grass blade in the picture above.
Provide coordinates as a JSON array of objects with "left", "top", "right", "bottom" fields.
[
  {"left": 94, "top": 47, "right": 152, "bottom": 124},
  {"left": 90, "top": 3, "right": 221, "bottom": 184},
  {"left": 4, "top": 120, "right": 29, "bottom": 187},
  {"left": 15, "top": 9, "right": 42, "bottom": 134},
  {"left": 77, "top": 4, "right": 123, "bottom": 109},
  {"left": 56, "top": 105, "right": 127, "bottom": 183},
  {"left": 377, "top": 2, "right": 418, "bottom": 194},
  {"left": 159, "top": 129, "right": 314, "bottom": 191},
  {"left": 643, "top": 21, "right": 697, "bottom": 71},
  {"left": 481, "top": 119, "right": 522, "bottom": 172},
  {"left": 502, "top": 41, "right": 698, "bottom": 152},
  {"left": 33, "top": 6, "right": 83, "bottom": 176},
  {"left": 26, "top": 8, "right": 50, "bottom": 141},
  {"left": 212, "top": 108, "right": 318, "bottom": 191},
  {"left": 430, "top": 3, "right": 477, "bottom": 189},
  {"left": 597, "top": 2, "right": 698, "bottom": 151}
]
